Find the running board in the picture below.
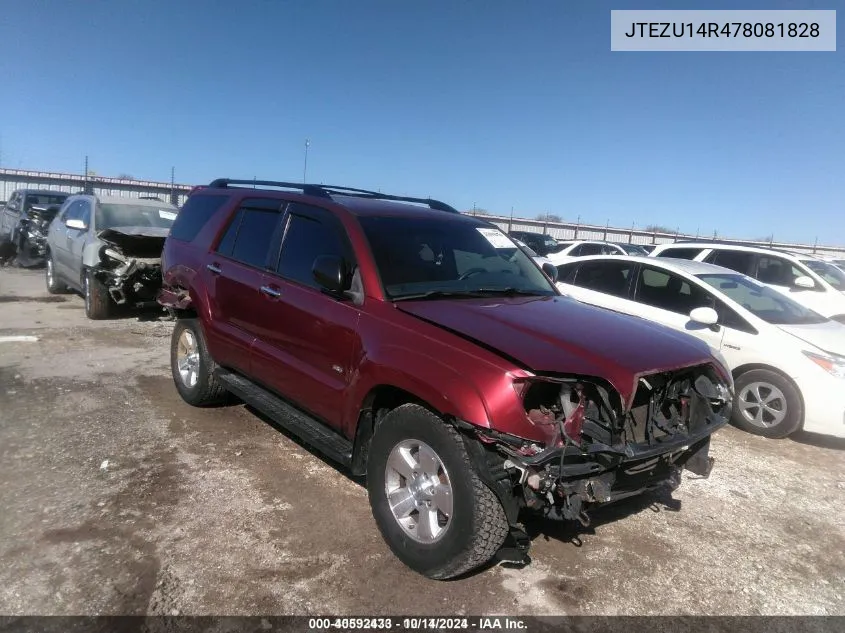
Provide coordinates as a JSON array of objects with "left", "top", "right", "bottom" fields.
[{"left": 215, "top": 369, "right": 353, "bottom": 467}]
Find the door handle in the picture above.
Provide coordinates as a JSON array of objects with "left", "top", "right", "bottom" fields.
[
  {"left": 260, "top": 285, "right": 281, "bottom": 298},
  {"left": 206, "top": 263, "right": 222, "bottom": 274}
]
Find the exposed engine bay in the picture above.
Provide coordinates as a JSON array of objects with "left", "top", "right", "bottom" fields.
[
  {"left": 93, "top": 228, "right": 167, "bottom": 308},
  {"left": 463, "top": 364, "right": 732, "bottom": 560}
]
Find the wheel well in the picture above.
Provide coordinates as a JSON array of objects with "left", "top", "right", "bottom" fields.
[
  {"left": 172, "top": 307, "right": 199, "bottom": 319},
  {"left": 731, "top": 363, "right": 805, "bottom": 428},
  {"left": 350, "top": 385, "right": 430, "bottom": 476}
]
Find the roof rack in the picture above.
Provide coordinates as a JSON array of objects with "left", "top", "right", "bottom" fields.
[{"left": 206, "top": 179, "right": 459, "bottom": 214}]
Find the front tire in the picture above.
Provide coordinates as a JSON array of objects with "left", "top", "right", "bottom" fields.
[
  {"left": 731, "top": 369, "right": 803, "bottom": 438},
  {"left": 45, "top": 253, "right": 68, "bottom": 294},
  {"left": 170, "top": 318, "right": 229, "bottom": 407},
  {"left": 367, "top": 404, "right": 509, "bottom": 579},
  {"left": 83, "top": 269, "right": 113, "bottom": 319}
]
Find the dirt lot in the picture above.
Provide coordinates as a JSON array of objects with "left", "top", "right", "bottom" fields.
[{"left": 0, "top": 266, "right": 843, "bottom": 616}]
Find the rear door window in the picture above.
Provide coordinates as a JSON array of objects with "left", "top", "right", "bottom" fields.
[
  {"left": 215, "top": 198, "right": 284, "bottom": 269},
  {"left": 572, "top": 260, "right": 634, "bottom": 298},
  {"left": 655, "top": 247, "right": 705, "bottom": 260},
  {"left": 634, "top": 266, "right": 714, "bottom": 315},
  {"left": 572, "top": 243, "right": 604, "bottom": 257},
  {"left": 704, "top": 249, "right": 756, "bottom": 275}
]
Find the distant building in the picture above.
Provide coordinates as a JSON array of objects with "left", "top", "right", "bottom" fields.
[{"left": 0, "top": 168, "right": 193, "bottom": 207}]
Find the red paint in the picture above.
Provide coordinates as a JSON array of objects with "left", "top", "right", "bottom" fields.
[{"left": 160, "top": 188, "right": 722, "bottom": 445}]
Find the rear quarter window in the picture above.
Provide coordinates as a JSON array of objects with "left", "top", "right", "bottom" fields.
[{"left": 168, "top": 194, "right": 228, "bottom": 242}]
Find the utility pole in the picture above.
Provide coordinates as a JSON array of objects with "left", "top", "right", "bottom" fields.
[
  {"left": 84, "top": 155, "right": 90, "bottom": 194},
  {"left": 170, "top": 166, "right": 176, "bottom": 206},
  {"left": 508, "top": 206, "right": 514, "bottom": 232},
  {"left": 303, "top": 139, "right": 310, "bottom": 182}
]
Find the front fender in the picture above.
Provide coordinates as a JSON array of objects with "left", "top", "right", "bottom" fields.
[
  {"left": 81, "top": 240, "right": 103, "bottom": 269},
  {"left": 343, "top": 343, "right": 492, "bottom": 436}
]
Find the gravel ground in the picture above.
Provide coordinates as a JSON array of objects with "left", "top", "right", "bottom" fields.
[{"left": 0, "top": 266, "right": 843, "bottom": 616}]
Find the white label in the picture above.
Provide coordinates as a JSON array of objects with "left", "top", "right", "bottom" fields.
[
  {"left": 159, "top": 210, "right": 177, "bottom": 220},
  {"left": 611, "top": 10, "right": 836, "bottom": 52},
  {"left": 477, "top": 227, "right": 515, "bottom": 249}
]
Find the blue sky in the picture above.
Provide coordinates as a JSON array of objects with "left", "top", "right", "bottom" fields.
[{"left": 1, "top": 0, "right": 842, "bottom": 245}]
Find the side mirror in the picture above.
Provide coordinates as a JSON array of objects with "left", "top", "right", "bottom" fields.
[
  {"left": 794, "top": 276, "right": 815, "bottom": 289},
  {"left": 542, "top": 262, "right": 559, "bottom": 282},
  {"left": 690, "top": 306, "right": 719, "bottom": 326},
  {"left": 65, "top": 218, "right": 87, "bottom": 231},
  {"left": 312, "top": 255, "right": 348, "bottom": 294}
]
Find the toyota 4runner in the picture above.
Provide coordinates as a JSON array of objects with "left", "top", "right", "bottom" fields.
[{"left": 158, "top": 179, "right": 733, "bottom": 579}]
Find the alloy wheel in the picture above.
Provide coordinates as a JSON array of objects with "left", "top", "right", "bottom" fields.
[
  {"left": 384, "top": 439, "right": 453, "bottom": 544},
  {"left": 738, "top": 381, "right": 787, "bottom": 428},
  {"left": 176, "top": 329, "right": 201, "bottom": 389}
]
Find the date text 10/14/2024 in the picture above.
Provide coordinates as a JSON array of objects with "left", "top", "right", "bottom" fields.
[{"left": 307, "top": 617, "right": 527, "bottom": 630}]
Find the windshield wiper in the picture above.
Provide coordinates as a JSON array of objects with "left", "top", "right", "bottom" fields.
[
  {"left": 393, "top": 288, "right": 545, "bottom": 301},
  {"left": 393, "top": 290, "right": 490, "bottom": 301},
  {"left": 474, "top": 287, "right": 547, "bottom": 296}
]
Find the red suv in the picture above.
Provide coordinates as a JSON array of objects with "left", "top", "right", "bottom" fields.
[{"left": 158, "top": 179, "right": 733, "bottom": 579}]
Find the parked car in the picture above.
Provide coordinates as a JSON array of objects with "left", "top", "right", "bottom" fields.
[
  {"left": 649, "top": 242, "right": 845, "bottom": 323},
  {"left": 507, "top": 230, "right": 566, "bottom": 256},
  {"left": 0, "top": 189, "right": 70, "bottom": 266},
  {"left": 158, "top": 178, "right": 732, "bottom": 580},
  {"left": 512, "top": 238, "right": 553, "bottom": 267},
  {"left": 547, "top": 240, "right": 649, "bottom": 264},
  {"left": 554, "top": 256, "right": 845, "bottom": 439},
  {"left": 44, "top": 194, "right": 179, "bottom": 319}
]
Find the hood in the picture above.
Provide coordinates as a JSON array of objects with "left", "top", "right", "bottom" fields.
[
  {"left": 97, "top": 227, "right": 169, "bottom": 258},
  {"left": 778, "top": 321, "right": 845, "bottom": 357},
  {"left": 396, "top": 295, "right": 717, "bottom": 407}
]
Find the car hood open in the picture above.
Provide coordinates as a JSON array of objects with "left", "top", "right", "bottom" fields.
[
  {"left": 97, "top": 227, "right": 170, "bottom": 258},
  {"left": 778, "top": 321, "right": 845, "bottom": 357},
  {"left": 396, "top": 295, "right": 717, "bottom": 408}
]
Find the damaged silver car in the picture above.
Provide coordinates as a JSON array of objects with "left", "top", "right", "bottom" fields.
[{"left": 44, "top": 194, "right": 178, "bottom": 319}]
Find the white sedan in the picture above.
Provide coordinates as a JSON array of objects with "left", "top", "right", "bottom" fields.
[{"left": 554, "top": 255, "right": 845, "bottom": 439}]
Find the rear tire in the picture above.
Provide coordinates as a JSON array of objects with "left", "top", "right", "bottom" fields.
[
  {"left": 366, "top": 403, "right": 509, "bottom": 579},
  {"left": 83, "top": 269, "right": 113, "bottom": 319},
  {"left": 731, "top": 369, "right": 803, "bottom": 438},
  {"left": 170, "top": 318, "right": 229, "bottom": 407}
]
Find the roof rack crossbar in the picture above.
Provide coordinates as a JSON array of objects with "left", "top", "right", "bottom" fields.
[{"left": 206, "top": 178, "right": 459, "bottom": 213}]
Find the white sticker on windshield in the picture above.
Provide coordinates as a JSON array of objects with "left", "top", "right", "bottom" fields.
[
  {"left": 477, "top": 227, "right": 514, "bottom": 249},
  {"left": 159, "top": 210, "right": 177, "bottom": 220}
]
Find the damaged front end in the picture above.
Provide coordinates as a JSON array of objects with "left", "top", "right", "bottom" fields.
[
  {"left": 7, "top": 205, "right": 61, "bottom": 266},
  {"left": 464, "top": 364, "right": 732, "bottom": 558},
  {"left": 93, "top": 229, "right": 167, "bottom": 309}
]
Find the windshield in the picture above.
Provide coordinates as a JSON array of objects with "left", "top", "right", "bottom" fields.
[
  {"left": 698, "top": 273, "right": 828, "bottom": 325},
  {"left": 358, "top": 216, "right": 557, "bottom": 300},
  {"left": 95, "top": 203, "right": 177, "bottom": 230},
  {"left": 24, "top": 194, "right": 68, "bottom": 210},
  {"left": 800, "top": 259, "right": 845, "bottom": 291}
]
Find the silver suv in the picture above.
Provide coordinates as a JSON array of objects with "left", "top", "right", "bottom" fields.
[{"left": 44, "top": 194, "right": 178, "bottom": 319}]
